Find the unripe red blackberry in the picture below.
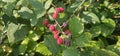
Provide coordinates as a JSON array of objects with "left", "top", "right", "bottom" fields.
[
  {"left": 54, "top": 33, "right": 59, "bottom": 40},
  {"left": 55, "top": 7, "right": 64, "bottom": 13},
  {"left": 49, "top": 24, "right": 55, "bottom": 32},
  {"left": 59, "top": 7, "right": 64, "bottom": 13},
  {"left": 55, "top": 8, "right": 61, "bottom": 13},
  {"left": 53, "top": 29, "right": 59, "bottom": 34},
  {"left": 43, "top": 19, "right": 49, "bottom": 26},
  {"left": 65, "top": 30, "right": 71, "bottom": 35},
  {"left": 52, "top": 13, "right": 58, "bottom": 19},
  {"left": 57, "top": 38, "right": 63, "bottom": 45}
]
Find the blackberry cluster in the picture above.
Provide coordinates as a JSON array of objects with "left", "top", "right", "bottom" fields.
[{"left": 43, "top": 7, "right": 71, "bottom": 46}]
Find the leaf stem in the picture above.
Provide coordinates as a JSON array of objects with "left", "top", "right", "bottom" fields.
[{"left": 51, "top": 3, "right": 56, "bottom": 7}]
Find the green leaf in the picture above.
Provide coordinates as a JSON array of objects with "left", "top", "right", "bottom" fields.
[
  {"left": 101, "top": 18, "right": 116, "bottom": 37},
  {"left": 107, "top": 45, "right": 120, "bottom": 56},
  {"left": 80, "top": 51, "right": 94, "bottom": 56},
  {"left": 2, "top": 0, "right": 16, "bottom": 3},
  {"left": 36, "top": 17, "right": 44, "bottom": 27},
  {"left": 30, "top": 16, "right": 39, "bottom": 26},
  {"left": 29, "top": 0, "right": 43, "bottom": 9},
  {"left": 29, "top": 0, "right": 46, "bottom": 18},
  {"left": 69, "top": 16, "right": 84, "bottom": 37},
  {"left": 95, "top": 49, "right": 119, "bottom": 56},
  {"left": 45, "top": 0, "right": 53, "bottom": 10},
  {"left": 29, "top": 0, "right": 46, "bottom": 26},
  {"left": 80, "top": 47, "right": 97, "bottom": 56},
  {"left": 44, "top": 35, "right": 61, "bottom": 55},
  {"left": 48, "top": 7, "right": 55, "bottom": 14},
  {"left": 67, "top": 2, "right": 79, "bottom": 13},
  {"left": 116, "top": 38, "right": 120, "bottom": 47},
  {"left": 83, "top": 12, "right": 100, "bottom": 24},
  {"left": 10, "top": 45, "right": 19, "bottom": 56},
  {"left": 18, "top": 7, "right": 33, "bottom": 19},
  {"left": 62, "top": 48, "right": 80, "bottom": 56},
  {"left": 0, "top": 22, "right": 3, "bottom": 32},
  {"left": 104, "top": 1, "right": 109, "bottom": 7},
  {"left": 102, "top": 18, "right": 116, "bottom": 28},
  {"left": 36, "top": 43, "right": 52, "bottom": 56},
  {"left": 16, "top": 0, "right": 28, "bottom": 7},
  {"left": 35, "top": 8, "right": 46, "bottom": 19},
  {"left": 90, "top": 25, "right": 101, "bottom": 37},
  {"left": 75, "top": 32, "right": 92, "bottom": 47},
  {"left": 7, "top": 23, "right": 30, "bottom": 43},
  {"left": 27, "top": 38, "right": 37, "bottom": 51},
  {"left": 19, "top": 38, "right": 29, "bottom": 55},
  {"left": 2, "top": 3, "right": 15, "bottom": 16},
  {"left": 0, "top": 47, "right": 3, "bottom": 55},
  {"left": 97, "top": 39, "right": 105, "bottom": 48}
]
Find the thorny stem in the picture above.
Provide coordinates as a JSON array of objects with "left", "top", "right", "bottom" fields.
[{"left": 55, "top": 20, "right": 65, "bottom": 34}]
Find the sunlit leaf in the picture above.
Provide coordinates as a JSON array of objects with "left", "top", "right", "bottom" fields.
[
  {"left": 83, "top": 12, "right": 100, "bottom": 24},
  {"left": 45, "top": 0, "right": 53, "bottom": 10},
  {"left": 69, "top": 16, "right": 84, "bottom": 37},
  {"left": 101, "top": 18, "right": 116, "bottom": 37},
  {"left": 36, "top": 43, "right": 52, "bottom": 56},
  {"left": 7, "top": 23, "right": 30, "bottom": 43},
  {"left": 2, "top": 0, "right": 16, "bottom": 3},
  {"left": 18, "top": 7, "right": 33, "bottom": 19}
]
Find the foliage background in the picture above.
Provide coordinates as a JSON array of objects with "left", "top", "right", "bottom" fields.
[{"left": 0, "top": 0, "right": 120, "bottom": 56}]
